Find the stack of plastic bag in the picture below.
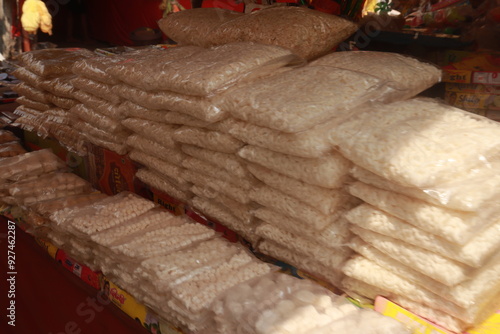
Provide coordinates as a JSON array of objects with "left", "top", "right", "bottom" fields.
[
  {"left": 208, "top": 272, "right": 411, "bottom": 334},
  {"left": 329, "top": 98, "right": 500, "bottom": 332},
  {"left": 0, "top": 130, "right": 26, "bottom": 159},
  {"left": 69, "top": 50, "right": 162, "bottom": 155},
  {"left": 109, "top": 42, "right": 300, "bottom": 243},
  {"left": 12, "top": 48, "right": 94, "bottom": 155},
  {"left": 215, "top": 52, "right": 436, "bottom": 287}
]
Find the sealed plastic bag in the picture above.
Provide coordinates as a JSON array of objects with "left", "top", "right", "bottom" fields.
[
  {"left": 121, "top": 118, "right": 178, "bottom": 148},
  {"left": 352, "top": 165, "right": 500, "bottom": 212},
  {"left": 16, "top": 96, "right": 52, "bottom": 111},
  {"left": 158, "top": 8, "right": 243, "bottom": 47},
  {"left": 135, "top": 168, "right": 192, "bottom": 203},
  {"left": 206, "top": 6, "right": 358, "bottom": 60},
  {"left": 329, "top": 98, "right": 500, "bottom": 188},
  {"left": 129, "top": 150, "right": 187, "bottom": 186},
  {"left": 223, "top": 66, "right": 386, "bottom": 133},
  {"left": 349, "top": 181, "right": 500, "bottom": 245},
  {"left": 0, "top": 130, "right": 19, "bottom": 144},
  {"left": 0, "top": 149, "right": 65, "bottom": 182},
  {"left": 120, "top": 42, "right": 298, "bottom": 96},
  {"left": 173, "top": 126, "right": 243, "bottom": 154},
  {"left": 126, "top": 135, "right": 186, "bottom": 166},
  {"left": 70, "top": 103, "right": 127, "bottom": 135},
  {"left": 73, "top": 90, "right": 124, "bottom": 119},
  {"left": 239, "top": 145, "right": 350, "bottom": 188},
  {"left": 71, "top": 76, "right": 121, "bottom": 105},
  {"left": 112, "top": 84, "right": 226, "bottom": 122},
  {"left": 181, "top": 144, "right": 249, "bottom": 178},
  {"left": 73, "top": 120, "right": 128, "bottom": 145},
  {"left": 311, "top": 51, "right": 441, "bottom": 101},
  {"left": 12, "top": 82, "right": 50, "bottom": 103},
  {"left": 11, "top": 67, "right": 43, "bottom": 88},
  {"left": 120, "top": 101, "right": 166, "bottom": 123},
  {"left": 72, "top": 55, "right": 123, "bottom": 84},
  {"left": 19, "top": 48, "right": 94, "bottom": 78},
  {"left": 227, "top": 117, "right": 335, "bottom": 159},
  {"left": 39, "top": 75, "right": 76, "bottom": 98},
  {"left": 47, "top": 123, "right": 87, "bottom": 156},
  {"left": 347, "top": 204, "right": 500, "bottom": 268},
  {"left": 0, "top": 143, "right": 26, "bottom": 158},
  {"left": 47, "top": 95, "right": 78, "bottom": 110}
]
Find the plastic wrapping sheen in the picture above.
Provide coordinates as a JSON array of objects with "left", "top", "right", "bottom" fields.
[
  {"left": 0, "top": 143, "right": 26, "bottom": 158},
  {"left": 112, "top": 84, "right": 226, "bottom": 123},
  {"left": 39, "top": 75, "right": 77, "bottom": 99},
  {"left": 19, "top": 48, "right": 95, "bottom": 78},
  {"left": 173, "top": 126, "right": 243, "bottom": 154},
  {"left": 129, "top": 150, "right": 188, "bottom": 187},
  {"left": 311, "top": 51, "right": 442, "bottom": 102},
  {"left": 328, "top": 98, "right": 500, "bottom": 189},
  {"left": 71, "top": 76, "right": 121, "bottom": 105},
  {"left": 158, "top": 8, "right": 243, "bottom": 47},
  {"left": 73, "top": 90, "right": 125, "bottom": 119},
  {"left": 121, "top": 118, "right": 178, "bottom": 148},
  {"left": 346, "top": 203, "right": 500, "bottom": 268},
  {"left": 238, "top": 145, "right": 351, "bottom": 189},
  {"left": 11, "top": 67, "right": 43, "bottom": 88},
  {"left": 0, "top": 130, "right": 19, "bottom": 144},
  {"left": 135, "top": 168, "right": 193, "bottom": 203},
  {"left": 126, "top": 135, "right": 186, "bottom": 166},
  {"left": 223, "top": 66, "right": 391, "bottom": 133},
  {"left": 16, "top": 96, "right": 52, "bottom": 111},
  {"left": 70, "top": 103, "right": 127, "bottom": 135},
  {"left": 349, "top": 181, "right": 500, "bottom": 245},
  {"left": 12, "top": 82, "right": 50, "bottom": 103},
  {"left": 187, "top": 6, "right": 358, "bottom": 60},
  {"left": 120, "top": 101, "right": 166, "bottom": 123}
]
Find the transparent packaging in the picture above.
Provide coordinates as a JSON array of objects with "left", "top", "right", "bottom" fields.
[
  {"left": 0, "top": 130, "right": 18, "bottom": 144},
  {"left": 120, "top": 101, "right": 166, "bottom": 123},
  {"left": 0, "top": 142, "right": 26, "bottom": 158},
  {"left": 173, "top": 126, "right": 243, "bottom": 154},
  {"left": 19, "top": 48, "right": 94, "bottom": 77},
  {"left": 73, "top": 90, "right": 124, "bottom": 119},
  {"left": 70, "top": 103, "right": 126, "bottom": 135},
  {"left": 0, "top": 149, "right": 66, "bottom": 182},
  {"left": 71, "top": 76, "right": 121, "bottom": 105},
  {"left": 126, "top": 135, "right": 186, "bottom": 166},
  {"left": 121, "top": 117, "right": 178, "bottom": 148},
  {"left": 135, "top": 168, "right": 192, "bottom": 203},
  {"left": 47, "top": 95, "right": 78, "bottom": 110},
  {"left": 12, "top": 82, "right": 50, "bottom": 103},
  {"left": 39, "top": 75, "right": 76, "bottom": 99},
  {"left": 239, "top": 145, "right": 351, "bottom": 189},
  {"left": 16, "top": 96, "right": 52, "bottom": 111},
  {"left": 11, "top": 67, "right": 43, "bottom": 88},
  {"left": 129, "top": 150, "right": 187, "bottom": 186}
]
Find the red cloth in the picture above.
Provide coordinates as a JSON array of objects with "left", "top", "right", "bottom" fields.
[{"left": 0, "top": 217, "right": 149, "bottom": 334}]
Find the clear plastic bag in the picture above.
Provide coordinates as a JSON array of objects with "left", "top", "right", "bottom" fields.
[
  {"left": 329, "top": 98, "right": 500, "bottom": 189},
  {"left": 251, "top": 185, "right": 340, "bottom": 231},
  {"left": 222, "top": 66, "right": 388, "bottom": 133},
  {"left": 121, "top": 42, "right": 298, "bottom": 96},
  {"left": 182, "top": 156, "right": 253, "bottom": 190},
  {"left": 0, "top": 149, "right": 66, "bottom": 182},
  {"left": 106, "top": 46, "right": 202, "bottom": 91},
  {"left": 346, "top": 203, "right": 500, "bottom": 268},
  {"left": 164, "top": 111, "right": 210, "bottom": 128},
  {"left": 129, "top": 150, "right": 187, "bottom": 186},
  {"left": 72, "top": 55, "right": 123, "bottom": 84},
  {"left": 39, "top": 75, "right": 76, "bottom": 99},
  {"left": 73, "top": 120, "right": 128, "bottom": 144},
  {"left": 352, "top": 165, "right": 500, "bottom": 212},
  {"left": 19, "top": 48, "right": 95, "bottom": 78},
  {"left": 238, "top": 145, "right": 350, "bottom": 189},
  {"left": 254, "top": 207, "right": 352, "bottom": 249},
  {"left": 207, "top": 6, "right": 358, "bottom": 60},
  {"left": 112, "top": 84, "right": 226, "bottom": 122},
  {"left": 349, "top": 181, "right": 500, "bottom": 245},
  {"left": 30, "top": 192, "right": 106, "bottom": 218},
  {"left": 47, "top": 95, "right": 78, "bottom": 110},
  {"left": 12, "top": 82, "right": 50, "bottom": 103},
  {"left": 47, "top": 123, "right": 87, "bottom": 156},
  {"left": 182, "top": 144, "right": 250, "bottom": 178},
  {"left": 135, "top": 168, "right": 192, "bottom": 203},
  {"left": 8, "top": 172, "right": 92, "bottom": 205},
  {"left": 248, "top": 163, "right": 348, "bottom": 215},
  {"left": 257, "top": 240, "right": 345, "bottom": 290},
  {"left": 71, "top": 76, "right": 121, "bottom": 105},
  {"left": 73, "top": 90, "right": 125, "bottom": 119},
  {"left": 120, "top": 101, "right": 166, "bottom": 123},
  {"left": 173, "top": 126, "right": 243, "bottom": 154},
  {"left": 158, "top": 8, "right": 243, "bottom": 47},
  {"left": 11, "top": 67, "right": 43, "bottom": 88},
  {"left": 121, "top": 117, "right": 178, "bottom": 148},
  {"left": 0, "top": 142, "right": 26, "bottom": 158},
  {"left": 256, "top": 223, "right": 352, "bottom": 270},
  {"left": 227, "top": 117, "right": 334, "bottom": 159},
  {"left": 311, "top": 51, "right": 441, "bottom": 101},
  {"left": 126, "top": 135, "right": 186, "bottom": 166},
  {"left": 70, "top": 103, "right": 126, "bottom": 135},
  {"left": 351, "top": 225, "right": 473, "bottom": 287},
  {"left": 16, "top": 96, "right": 52, "bottom": 112}
]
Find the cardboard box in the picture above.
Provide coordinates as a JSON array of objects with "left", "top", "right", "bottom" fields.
[
  {"left": 442, "top": 51, "right": 500, "bottom": 121},
  {"left": 86, "top": 143, "right": 138, "bottom": 195}
]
